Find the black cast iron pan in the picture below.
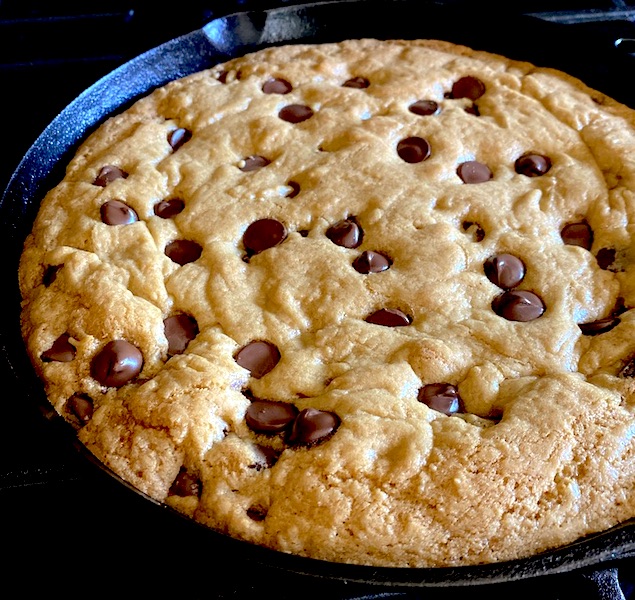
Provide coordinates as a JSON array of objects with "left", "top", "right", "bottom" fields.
[{"left": 3, "top": 0, "right": 635, "bottom": 595}]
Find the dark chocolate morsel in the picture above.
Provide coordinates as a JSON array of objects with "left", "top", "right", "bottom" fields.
[
  {"left": 451, "top": 76, "right": 486, "bottom": 100},
  {"left": 365, "top": 308, "right": 412, "bottom": 327},
  {"left": 43, "top": 265, "right": 62, "bottom": 287},
  {"left": 93, "top": 165, "right": 128, "bottom": 187},
  {"left": 596, "top": 248, "right": 616, "bottom": 270},
  {"left": 343, "top": 76, "right": 370, "bottom": 89},
  {"left": 492, "top": 290, "right": 545, "bottom": 322},
  {"left": 285, "top": 181, "right": 301, "bottom": 198},
  {"left": 418, "top": 383, "right": 462, "bottom": 416},
  {"left": 408, "top": 100, "right": 439, "bottom": 116},
  {"left": 262, "top": 78, "right": 292, "bottom": 94},
  {"left": 578, "top": 316, "right": 620, "bottom": 336},
  {"left": 457, "top": 161, "right": 492, "bottom": 184},
  {"left": 154, "top": 198, "right": 185, "bottom": 218},
  {"left": 326, "top": 218, "right": 362, "bottom": 248},
  {"left": 246, "top": 399, "right": 298, "bottom": 433},
  {"left": 249, "top": 444, "right": 281, "bottom": 470},
  {"left": 620, "top": 358, "right": 635, "bottom": 379},
  {"left": 164, "top": 314, "right": 199, "bottom": 356},
  {"left": 168, "top": 128, "right": 192, "bottom": 152},
  {"left": 352, "top": 250, "right": 391, "bottom": 274},
  {"left": 91, "top": 339, "right": 143, "bottom": 387},
  {"left": 462, "top": 221, "right": 485, "bottom": 242},
  {"left": 67, "top": 394, "right": 94, "bottom": 424},
  {"left": 278, "top": 104, "right": 314, "bottom": 123},
  {"left": 165, "top": 239, "right": 203, "bottom": 265},
  {"left": 397, "top": 136, "right": 431, "bottom": 163},
  {"left": 246, "top": 505, "right": 268, "bottom": 521},
  {"left": 514, "top": 153, "right": 552, "bottom": 177},
  {"left": 243, "top": 218, "right": 287, "bottom": 255},
  {"left": 100, "top": 199, "right": 138, "bottom": 225},
  {"left": 168, "top": 467, "right": 201, "bottom": 497},
  {"left": 234, "top": 340, "right": 281, "bottom": 379},
  {"left": 288, "top": 408, "right": 340, "bottom": 446},
  {"left": 464, "top": 103, "right": 480, "bottom": 116},
  {"left": 484, "top": 254, "right": 526, "bottom": 289},
  {"left": 41, "top": 333, "right": 76, "bottom": 362},
  {"left": 240, "top": 155, "right": 271, "bottom": 172},
  {"left": 561, "top": 221, "right": 593, "bottom": 250}
]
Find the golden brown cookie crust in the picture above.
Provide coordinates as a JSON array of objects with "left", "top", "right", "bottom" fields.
[{"left": 18, "top": 38, "right": 635, "bottom": 567}]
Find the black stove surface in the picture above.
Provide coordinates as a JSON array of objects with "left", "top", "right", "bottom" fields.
[{"left": 3, "top": 1, "right": 635, "bottom": 597}]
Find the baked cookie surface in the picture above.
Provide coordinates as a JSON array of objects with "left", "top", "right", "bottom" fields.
[{"left": 18, "top": 37, "right": 635, "bottom": 567}]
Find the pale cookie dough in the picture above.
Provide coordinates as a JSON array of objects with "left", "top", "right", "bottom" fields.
[{"left": 18, "top": 38, "right": 635, "bottom": 567}]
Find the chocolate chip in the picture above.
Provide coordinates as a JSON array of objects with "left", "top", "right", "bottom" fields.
[
  {"left": 100, "top": 199, "right": 138, "bottom": 225},
  {"left": 165, "top": 239, "right": 203, "bottom": 265},
  {"left": 234, "top": 340, "right": 281, "bottom": 379},
  {"left": 67, "top": 394, "right": 93, "bottom": 424},
  {"left": 288, "top": 408, "right": 340, "bottom": 446},
  {"left": 484, "top": 254, "right": 525, "bottom": 289},
  {"left": 578, "top": 316, "right": 621, "bottom": 336},
  {"left": 397, "top": 136, "right": 431, "bottom": 163},
  {"left": 352, "top": 250, "right": 391, "bottom": 273},
  {"left": 262, "top": 78, "right": 292, "bottom": 94},
  {"left": 41, "top": 333, "right": 76, "bottom": 362},
  {"left": 43, "top": 265, "right": 61, "bottom": 287},
  {"left": 457, "top": 161, "right": 492, "bottom": 184},
  {"left": 249, "top": 444, "right": 281, "bottom": 470},
  {"left": 246, "top": 399, "right": 298, "bottom": 433},
  {"left": 240, "top": 155, "right": 271, "bottom": 172},
  {"left": 243, "top": 218, "right": 287, "bottom": 255},
  {"left": 561, "top": 221, "right": 593, "bottom": 250},
  {"left": 365, "top": 308, "right": 412, "bottom": 327},
  {"left": 619, "top": 358, "right": 635, "bottom": 378},
  {"left": 91, "top": 339, "right": 143, "bottom": 387},
  {"left": 93, "top": 165, "right": 128, "bottom": 187},
  {"left": 462, "top": 221, "right": 485, "bottom": 242},
  {"left": 492, "top": 290, "right": 545, "bottom": 322},
  {"left": 246, "top": 505, "right": 268, "bottom": 521},
  {"left": 154, "top": 198, "right": 185, "bottom": 219},
  {"left": 408, "top": 100, "right": 439, "bottom": 116},
  {"left": 464, "top": 103, "right": 480, "bottom": 116},
  {"left": 451, "top": 76, "right": 486, "bottom": 100},
  {"left": 168, "top": 128, "right": 192, "bottom": 152},
  {"left": 286, "top": 181, "right": 301, "bottom": 198},
  {"left": 596, "top": 247, "right": 616, "bottom": 270},
  {"left": 168, "top": 467, "right": 201, "bottom": 497},
  {"left": 418, "top": 383, "right": 462, "bottom": 416},
  {"left": 515, "top": 153, "right": 552, "bottom": 177},
  {"left": 326, "top": 218, "right": 362, "bottom": 248},
  {"left": 164, "top": 314, "right": 199, "bottom": 356},
  {"left": 343, "top": 76, "right": 370, "bottom": 89},
  {"left": 278, "top": 104, "right": 314, "bottom": 123}
]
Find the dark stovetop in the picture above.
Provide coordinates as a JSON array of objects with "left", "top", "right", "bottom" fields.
[{"left": 3, "top": 1, "right": 635, "bottom": 597}]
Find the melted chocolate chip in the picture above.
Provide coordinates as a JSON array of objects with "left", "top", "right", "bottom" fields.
[
  {"left": 168, "top": 128, "right": 192, "bottom": 152},
  {"left": 451, "top": 76, "right": 486, "bottom": 100},
  {"left": 464, "top": 103, "right": 480, "bottom": 116},
  {"left": 462, "top": 221, "right": 485, "bottom": 242},
  {"left": 288, "top": 408, "right": 340, "bottom": 446},
  {"left": 100, "top": 199, "right": 138, "bottom": 225},
  {"left": 596, "top": 248, "right": 616, "bottom": 270},
  {"left": 67, "top": 394, "right": 94, "bottom": 424},
  {"left": 93, "top": 165, "right": 128, "bottom": 187},
  {"left": 397, "top": 136, "right": 431, "bottom": 164},
  {"left": 246, "top": 505, "right": 268, "bottom": 521},
  {"left": 352, "top": 250, "right": 391, "bottom": 273},
  {"left": 240, "top": 155, "right": 271, "bottom": 172},
  {"left": 578, "top": 316, "right": 621, "bottom": 336},
  {"left": 326, "top": 218, "right": 362, "bottom": 248},
  {"left": 249, "top": 444, "right": 281, "bottom": 470},
  {"left": 457, "top": 161, "right": 492, "bottom": 184},
  {"left": 514, "top": 153, "right": 552, "bottom": 177},
  {"left": 492, "top": 290, "right": 545, "bottom": 322},
  {"left": 41, "top": 333, "right": 76, "bottom": 362},
  {"left": 408, "top": 100, "right": 439, "bottom": 116},
  {"left": 168, "top": 468, "right": 201, "bottom": 497},
  {"left": 164, "top": 314, "right": 199, "bottom": 356},
  {"left": 365, "top": 308, "right": 412, "bottom": 327},
  {"left": 561, "top": 221, "right": 593, "bottom": 250},
  {"left": 484, "top": 254, "right": 525, "bottom": 289},
  {"left": 262, "top": 78, "right": 292, "bottom": 94},
  {"left": 246, "top": 399, "right": 298, "bottom": 433},
  {"left": 165, "top": 239, "right": 203, "bottom": 265},
  {"left": 278, "top": 104, "right": 314, "bottom": 123},
  {"left": 154, "top": 198, "right": 185, "bottom": 219},
  {"left": 243, "top": 218, "right": 287, "bottom": 255},
  {"left": 234, "top": 340, "right": 281, "bottom": 379},
  {"left": 343, "top": 76, "right": 370, "bottom": 89},
  {"left": 285, "top": 181, "right": 301, "bottom": 198},
  {"left": 418, "top": 383, "right": 462, "bottom": 416},
  {"left": 91, "top": 339, "right": 143, "bottom": 387}
]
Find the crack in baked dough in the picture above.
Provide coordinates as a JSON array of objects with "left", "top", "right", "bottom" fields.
[{"left": 18, "top": 38, "right": 635, "bottom": 568}]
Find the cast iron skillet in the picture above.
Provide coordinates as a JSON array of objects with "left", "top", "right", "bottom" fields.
[{"left": 3, "top": 0, "right": 635, "bottom": 593}]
